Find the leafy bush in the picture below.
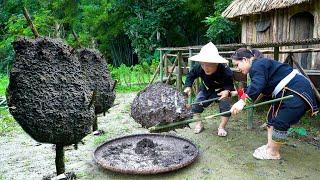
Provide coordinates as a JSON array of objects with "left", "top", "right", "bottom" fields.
[
  {"left": 204, "top": 0, "right": 240, "bottom": 44},
  {"left": 110, "top": 60, "right": 159, "bottom": 93}
]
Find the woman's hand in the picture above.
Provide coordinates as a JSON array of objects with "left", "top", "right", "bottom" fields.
[
  {"left": 230, "top": 99, "right": 245, "bottom": 114},
  {"left": 217, "top": 90, "right": 230, "bottom": 100}
]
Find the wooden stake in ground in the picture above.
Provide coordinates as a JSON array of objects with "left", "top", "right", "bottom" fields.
[
  {"left": 55, "top": 145, "right": 65, "bottom": 175},
  {"left": 22, "top": 7, "right": 39, "bottom": 38}
]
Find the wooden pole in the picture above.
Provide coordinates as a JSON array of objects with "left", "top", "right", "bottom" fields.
[
  {"left": 92, "top": 115, "right": 98, "bottom": 131},
  {"left": 159, "top": 50, "right": 164, "bottom": 82},
  {"left": 55, "top": 144, "right": 65, "bottom": 175},
  {"left": 164, "top": 54, "right": 168, "bottom": 76},
  {"left": 247, "top": 46, "right": 253, "bottom": 129},
  {"left": 188, "top": 49, "right": 193, "bottom": 104},
  {"left": 22, "top": 7, "right": 40, "bottom": 38},
  {"left": 274, "top": 46, "right": 279, "bottom": 61},
  {"left": 176, "top": 51, "right": 182, "bottom": 91},
  {"left": 148, "top": 64, "right": 160, "bottom": 86},
  {"left": 165, "top": 56, "right": 178, "bottom": 84},
  {"left": 72, "top": 29, "right": 81, "bottom": 48},
  {"left": 149, "top": 95, "right": 294, "bottom": 132}
]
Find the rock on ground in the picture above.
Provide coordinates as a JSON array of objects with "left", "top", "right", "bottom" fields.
[{"left": 131, "top": 83, "right": 192, "bottom": 128}]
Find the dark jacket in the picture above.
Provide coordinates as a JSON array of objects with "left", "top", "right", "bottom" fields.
[
  {"left": 184, "top": 63, "right": 234, "bottom": 91},
  {"left": 246, "top": 58, "right": 318, "bottom": 114}
]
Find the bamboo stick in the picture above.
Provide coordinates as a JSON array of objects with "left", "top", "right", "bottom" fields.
[
  {"left": 149, "top": 95, "right": 294, "bottom": 132},
  {"left": 165, "top": 56, "right": 178, "bottom": 84},
  {"left": 23, "top": 7, "right": 40, "bottom": 38}
]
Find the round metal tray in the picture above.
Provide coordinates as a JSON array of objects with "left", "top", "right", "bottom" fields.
[{"left": 93, "top": 133, "right": 199, "bottom": 175}]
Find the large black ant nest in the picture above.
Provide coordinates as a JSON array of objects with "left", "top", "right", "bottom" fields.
[
  {"left": 131, "top": 83, "right": 192, "bottom": 128},
  {"left": 7, "top": 37, "right": 95, "bottom": 145},
  {"left": 77, "top": 48, "right": 116, "bottom": 114}
]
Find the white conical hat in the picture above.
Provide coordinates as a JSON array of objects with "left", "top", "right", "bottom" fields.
[{"left": 189, "top": 42, "right": 228, "bottom": 63}]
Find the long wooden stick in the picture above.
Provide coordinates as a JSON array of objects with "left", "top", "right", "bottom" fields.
[
  {"left": 148, "top": 64, "right": 160, "bottom": 86},
  {"left": 22, "top": 7, "right": 40, "bottom": 38},
  {"left": 149, "top": 95, "right": 294, "bottom": 132},
  {"left": 165, "top": 55, "right": 179, "bottom": 84}
]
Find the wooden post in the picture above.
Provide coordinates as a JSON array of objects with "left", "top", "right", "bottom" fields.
[
  {"left": 55, "top": 144, "right": 65, "bottom": 175},
  {"left": 188, "top": 48, "right": 193, "bottom": 104},
  {"left": 159, "top": 50, "right": 164, "bottom": 82},
  {"left": 164, "top": 54, "right": 168, "bottom": 77},
  {"left": 148, "top": 64, "right": 160, "bottom": 86},
  {"left": 165, "top": 56, "right": 178, "bottom": 84},
  {"left": 72, "top": 29, "right": 81, "bottom": 48},
  {"left": 274, "top": 46, "right": 279, "bottom": 61},
  {"left": 92, "top": 115, "right": 98, "bottom": 131},
  {"left": 23, "top": 7, "right": 40, "bottom": 38},
  {"left": 176, "top": 51, "right": 182, "bottom": 91},
  {"left": 247, "top": 46, "right": 253, "bottom": 129}
]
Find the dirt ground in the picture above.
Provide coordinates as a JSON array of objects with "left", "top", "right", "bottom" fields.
[{"left": 1, "top": 92, "right": 320, "bottom": 179}]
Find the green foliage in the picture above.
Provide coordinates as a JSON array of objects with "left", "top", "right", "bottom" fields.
[
  {"left": 0, "top": 108, "right": 18, "bottom": 135},
  {"left": 204, "top": 0, "right": 240, "bottom": 44},
  {"left": 288, "top": 127, "right": 308, "bottom": 137},
  {"left": 0, "top": 0, "right": 240, "bottom": 71},
  {"left": 110, "top": 60, "right": 159, "bottom": 93},
  {"left": 0, "top": 75, "right": 9, "bottom": 96}
]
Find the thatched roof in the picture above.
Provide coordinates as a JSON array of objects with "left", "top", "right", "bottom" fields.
[{"left": 222, "top": 0, "right": 313, "bottom": 19}]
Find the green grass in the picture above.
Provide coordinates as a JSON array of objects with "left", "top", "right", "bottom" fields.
[
  {"left": 93, "top": 133, "right": 109, "bottom": 146},
  {"left": 0, "top": 108, "right": 18, "bottom": 135},
  {"left": 0, "top": 75, "right": 8, "bottom": 97},
  {"left": 115, "top": 84, "right": 145, "bottom": 93}
]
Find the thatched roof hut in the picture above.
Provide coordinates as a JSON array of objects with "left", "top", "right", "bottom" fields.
[
  {"left": 222, "top": 0, "right": 312, "bottom": 19},
  {"left": 222, "top": 0, "right": 320, "bottom": 69}
]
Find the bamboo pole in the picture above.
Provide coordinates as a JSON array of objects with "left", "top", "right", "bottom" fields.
[
  {"left": 23, "top": 7, "right": 40, "bottom": 38},
  {"left": 159, "top": 50, "right": 164, "bottom": 82},
  {"left": 188, "top": 49, "right": 193, "bottom": 104},
  {"left": 148, "top": 95, "right": 294, "bottom": 132},
  {"left": 246, "top": 46, "right": 253, "bottom": 129},
  {"left": 92, "top": 115, "right": 98, "bottom": 132},
  {"left": 274, "top": 46, "right": 279, "bottom": 60},
  {"left": 164, "top": 54, "right": 168, "bottom": 76},
  {"left": 148, "top": 64, "right": 160, "bottom": 86},
  {"left": 72, "top": 29, "right": 81, "bottom": 48},
  {"left": 165, "top": 56, "right": 178, "bottom": 84},
  {"left": 176, "top": 51, "right": 182, "bottom": 91}
]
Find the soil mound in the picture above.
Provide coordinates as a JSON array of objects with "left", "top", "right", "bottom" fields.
[{"left": 7, "top": 37, "right": 95, "bottom": 145}]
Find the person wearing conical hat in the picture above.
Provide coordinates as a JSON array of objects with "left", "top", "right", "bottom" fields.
[{"left": 184, "top": 42, "right": 234, "bottom": 135}]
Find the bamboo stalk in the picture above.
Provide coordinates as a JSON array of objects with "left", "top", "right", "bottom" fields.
[
  {"left": 190, "top": 97, "right": 220, "bottom": 106},
  {"left": 23, "top": 7, "right": 40, "bottom": 38},
  {"left": 149, "top": 95, "right": 294, "bottom": 132},
  {"left": 148, "top": 64, "right": 160, "bottom": 86},
  {"left": 72, "top": 29, "right": 81, "bottom": 48},
  {"left": 165, "top": 56, "right": 179, "bottom": 84}
]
